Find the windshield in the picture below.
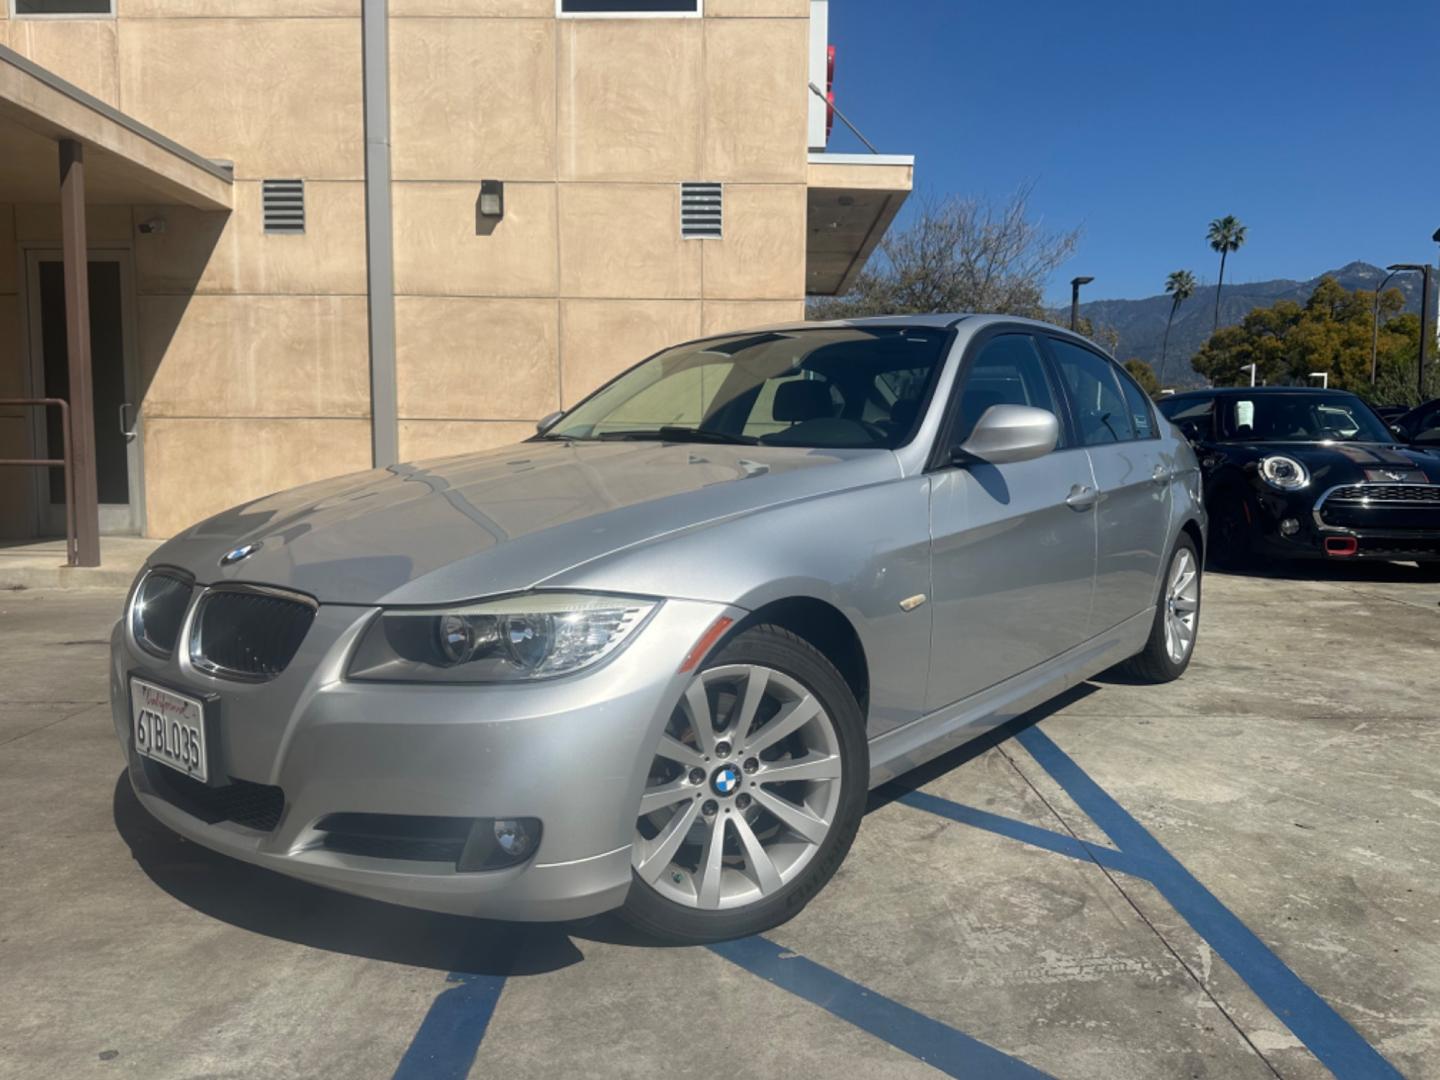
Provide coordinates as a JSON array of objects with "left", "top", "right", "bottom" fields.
[
  {"left": 546, "top": 327, "right": 951, "bottom": 450},
  {"left": 1162, "top": 393, "right": 1392, "bottom": 443}
]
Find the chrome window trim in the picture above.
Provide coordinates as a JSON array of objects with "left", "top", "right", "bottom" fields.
[
  {"left": 1311, "top": 482, "right": 1440, "bottom": 532},
  {"left": 187, "top": 582, "right": 320, "bottom": 683},
  {"left": 127, "top": 565, "right": 197, "bottom": 660}
]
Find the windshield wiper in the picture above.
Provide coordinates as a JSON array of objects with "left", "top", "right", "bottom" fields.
[{"left": 595, "top": 427, "right": 760, "bottom": 445}]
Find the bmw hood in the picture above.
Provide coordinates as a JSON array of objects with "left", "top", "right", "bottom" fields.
[{"left": 147, "top": 441, "right": 900, "bottom": 605}]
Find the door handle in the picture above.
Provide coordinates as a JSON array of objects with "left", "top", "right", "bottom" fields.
[
  {"left": 1152, "top": 465, "right": 1170, "bottom": 486},
  {"left": 118, "top": 402, "right": 137, "bottom": 440},
  {"left": 1065, "top": 483, "right": 1099, "bottom": 511}
]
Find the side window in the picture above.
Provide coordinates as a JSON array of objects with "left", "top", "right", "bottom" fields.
[
  {"left": 1114, "top": 365, "right": 1158, "bottom": 439},
  {"left": 1049, "top": 339, "right": 1135, "bottom": 446},
  {"left": 952, "top": 334, "right": 1061, "bottom": 446}
]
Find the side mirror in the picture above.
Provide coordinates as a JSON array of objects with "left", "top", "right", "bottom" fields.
[
  {"left": 953, "top": 405, "right": 1059, "bottom": 465},
  {"left": 535, "top": 410, "right": 564, "bottom": 435}
]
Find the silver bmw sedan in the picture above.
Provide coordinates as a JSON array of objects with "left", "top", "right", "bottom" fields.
[{"left": 112, "top": 315, "right": 1205, "bottom": 943}]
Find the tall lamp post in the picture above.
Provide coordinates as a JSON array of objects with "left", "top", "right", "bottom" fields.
[
  {"left": 1370, "top": 266, "right": 1408, "bottom": 384},
  {"left": 1069, "top": 276, "right": 1094, "bottom": 331},
  {"left": 1376, "top": 263, "right": 1427, "bottom": 393}
]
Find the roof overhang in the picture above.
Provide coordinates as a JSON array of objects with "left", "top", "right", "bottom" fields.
[
  {"left": 806, "top": 152, "right": 912, "bottom": 297},
  {"left": 0, "top": 44, "right": 232, "bottom": 210}
]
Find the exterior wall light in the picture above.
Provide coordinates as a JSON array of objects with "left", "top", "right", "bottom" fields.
[{"left": 478, "top": 180, "right": 504, "bottom": 220}]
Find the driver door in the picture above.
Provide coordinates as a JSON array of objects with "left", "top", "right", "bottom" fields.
[{"left": 925, "top": 332, "right": 1098, "bottom": 712}]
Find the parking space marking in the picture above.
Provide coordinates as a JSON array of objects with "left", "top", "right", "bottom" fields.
[
  {"left": 391, "top": 972, "right": 506, "bottom": 1080},
  {"left": 708, "top": 935, "right": 1055, "bottom": 1079},
  {"left": 890, "top": 724, "right": 1403, "bottom": 1080}
]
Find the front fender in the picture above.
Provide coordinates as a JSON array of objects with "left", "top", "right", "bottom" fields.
[{"left": 541, "top": 476, "right": 936, "bottom": 734}]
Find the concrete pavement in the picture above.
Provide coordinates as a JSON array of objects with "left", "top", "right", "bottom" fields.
[{"left": 0, "top": 566, "right": 1436, "bottom": 1079}]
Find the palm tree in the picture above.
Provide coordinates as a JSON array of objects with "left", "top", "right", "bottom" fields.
[
  {"left": 1158, "top": 269, "right": 1196, "bottom": 385},
  {"left": 1207, "top": 215, "right": 1247, "bottom": 332}
]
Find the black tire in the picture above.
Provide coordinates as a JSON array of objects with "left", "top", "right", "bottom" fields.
[
  {"left": 1208, "top": 493, "right": 1254, "bottom": 572},
  {"left": 619, "top": 624, "right": 868, "bottom": 945},
  {"left": 1120, "top": 533, "right": 1202, "bottom": 683}
]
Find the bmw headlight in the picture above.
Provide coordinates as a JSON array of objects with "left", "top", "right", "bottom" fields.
[
  {"left": 348, "top": 592, "right": 657, "bottom": 683},
  {"left": 1258, "top": 455, "right": 1309, "bottom": 491}
]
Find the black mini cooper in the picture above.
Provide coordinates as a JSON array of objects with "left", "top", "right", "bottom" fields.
[{"left": 1157, "top": 387, "right": 1440, "bottom": 575}]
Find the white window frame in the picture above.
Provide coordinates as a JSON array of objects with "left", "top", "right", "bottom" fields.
[
  {"left": 9, "top": 0, "right": 115, "bottom": 17},
  {"left": 555, "top": 0, "right": 702, "bottom": 18}
]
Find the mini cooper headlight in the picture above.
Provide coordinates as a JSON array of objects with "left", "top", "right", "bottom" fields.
[
  {"left": 348, "top": 592, "right": 657, "bottom": 683},
  {"left": 1258, "top": 455, "right": 1309, "bottom": 491}
]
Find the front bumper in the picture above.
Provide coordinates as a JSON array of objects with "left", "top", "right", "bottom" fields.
[{"left": 110, "top": 596, "right": 737, "bottom": 921}]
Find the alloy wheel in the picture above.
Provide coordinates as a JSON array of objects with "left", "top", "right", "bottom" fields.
[
  {"left": 632, "top": 664, "right": 843, "bottom": 910},
  {"left": 1164, "top": 547, "right": 1200, "bottom": 664}
]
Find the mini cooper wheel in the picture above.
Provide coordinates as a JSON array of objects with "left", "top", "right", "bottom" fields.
[
  {"left": 621, "top": 625, "right": 867, "bottom": 944},
  {"left": 1121, "top": 534, "right": 1202, "bottom": 683}
]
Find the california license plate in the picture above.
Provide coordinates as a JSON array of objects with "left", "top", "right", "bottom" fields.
[{"left": 131, "top": 677, "right": 210, "bottom": 783}]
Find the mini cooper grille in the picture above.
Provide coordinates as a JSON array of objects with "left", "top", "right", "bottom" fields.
[
  {"left": 1327, "top": 484, "right": 1440, "bottom": 503},
  {"left": 131, "top": 571, "right": 193, "bottom": 656},
  {"left": 190, "top": 589, "right": 316, "bottom": 680}
]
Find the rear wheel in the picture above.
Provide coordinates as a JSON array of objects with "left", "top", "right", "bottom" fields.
[
  {"left": 620, "top": 625, "right": 867, "bottom": 944},
  {"left": 1120, "top": 534, "right": 1202, "bottom": 683}
]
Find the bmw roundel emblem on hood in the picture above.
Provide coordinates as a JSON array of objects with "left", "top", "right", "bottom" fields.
[{"left": 219, "top": 542, "right": 262, "bottom": 567}]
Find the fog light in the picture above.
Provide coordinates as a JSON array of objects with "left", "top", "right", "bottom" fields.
[
  {"left": 457, "top": 816, "right": 542, "bottom": 872},
  {"left": 493, "top": 818, "right": 534, "bottom": 858},
  {"left": 1279, "top": 517, "right": 1300, "bottom": 536}
]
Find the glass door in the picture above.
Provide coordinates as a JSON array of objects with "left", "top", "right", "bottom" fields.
[{"left": 24, "top": 250, "right": 144, "bottom": 535}]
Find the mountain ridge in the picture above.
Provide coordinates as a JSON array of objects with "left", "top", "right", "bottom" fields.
[{"left": 1071, "top": 261, "right": 1425, "bottom": 385}]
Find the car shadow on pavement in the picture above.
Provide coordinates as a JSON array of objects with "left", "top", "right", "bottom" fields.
[
  {"left": 1208, "top": 560, "right": 1439, "bottom": 585},
  {"left": 112, "top": 774, "right": 584, "bottom": 976}
]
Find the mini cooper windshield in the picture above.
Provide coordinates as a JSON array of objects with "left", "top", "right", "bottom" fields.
[
  {"left": 1167, "top": 392, "right": 1393, "bottom": 444},
  {"left": 546, "top": 327, "right": 951, "bottom": 450}
]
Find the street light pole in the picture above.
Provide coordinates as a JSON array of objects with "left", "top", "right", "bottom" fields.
[
  {"left": 1069, "top": 276, "right": 1093, "bottom": 332},
  {"left": 1308, "top": 371, "right": 1328, "bottom": 389},
  {"left": 1379, "top": 263, "right": 1427, "bottom": 396},
  {"left": 1421, "top": 264, "right": 1433, "bottom": 400},
  {"left": 1241, "top": 363, "right": 1257, "bottom": 387},
  {"left": 1370, "top": 268, "right": 1403, "bottom": 384}
]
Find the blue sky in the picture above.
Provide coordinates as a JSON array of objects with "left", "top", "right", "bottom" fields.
[{"left": 825, "top": 0, "right": 1440, "bottom": 305}]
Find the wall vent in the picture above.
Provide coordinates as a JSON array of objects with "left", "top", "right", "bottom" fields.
[
  {"left": 680, "top": 182, "right": 722, "bottom": 239},
  {"left": 262, "top": 179, "right": 305, "bottom": 235}
]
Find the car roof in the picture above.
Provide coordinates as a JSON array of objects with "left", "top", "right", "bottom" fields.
[
  {"left": 693, "top": 313, "right": 1111, "bottom": 351},
  {"left": 1164, "top": 386, "right": 1360, "bottom": 399}
]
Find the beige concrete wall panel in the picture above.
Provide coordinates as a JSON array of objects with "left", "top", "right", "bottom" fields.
[
  {"left": 558, "top": 19, "right": 702, "bottom": 182},
  {"left": 806, "top": 161, "right": 914, "bottom": 191},
  {"left": 398, "top": 419, "right": 535, "bottom": 463},
  {"left": 391, "top": 18, "right": 555, "bottom": 181},
  {"left": 14, "top": 203, "right": 133, "bottom": 244},
  {"left": 117, "top": 19, "right": 364, "bottom": 180},
  {"left": 138, "top": 294, "right": 370, "bottom": 418},
  {"left": 389, "top": 0, "right": 548, "bottom": 12},
  {"left": 559, "top": 298, "right": 700, "bottom": 407},
  {"left": 558, "top": 183, "right": 699, "bottom": 299},
  {"left": 132, "top": 181, "right": 366, "bottom": 296},
  {"left": 393, "top": 181, "right": 558, "bottom": 297},
  {"left": 701, "top": 298, "right": 803, "bottom": 336},
  {"left": 395, "top": 296, "right": 559, "bottom": 420},
  {"left": 118, "top": 0, "right": 357, "bottom": 15},
  {"left": 5, "top": 20, "right": 119, "bottom": 105},
  {"left": 0, "top": 417, "right": 35, "bottom": 539},
  {"left": 702, "top": 182, "right": 804, "bottom": 300},
  {"left": 703, "top": 18, "right": 807, "bottom": 182},
  {"left": 706, "top": 0, "right": 809, "bottom": 15},
  {"left": 0, "top": 295, "right": 23, "bottom": 395},
  {"left": 143, "top": 417, "right": 370, "bottom": 537}
]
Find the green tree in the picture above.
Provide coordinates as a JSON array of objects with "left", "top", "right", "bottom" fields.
[
  {"left": 1158, "top": 269, "right": 1197, "bottom": 385},
  {"left": 1124, "top": 358, "right": 1161, "bottom": 396},
  {"left": 1189, "top": 276, "right": 1435, "bottom": 402},
  {"left": 1207, "top": 215, "right": 1247, "bottom": 332}
]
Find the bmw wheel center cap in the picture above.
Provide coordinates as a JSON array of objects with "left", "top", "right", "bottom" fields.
[{"left": 711, "top": 764, "right": 741, "bottom": 797}]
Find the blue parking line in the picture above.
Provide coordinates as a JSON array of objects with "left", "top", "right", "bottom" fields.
[
  {"left": 1006, "top": 725, "right": 1403, "bottom": 1080},
  {"left": 895, "top": 789, "right": 1149, "bottom": 878},
  {"left": 391, "top": 971, "right": 507, "bottom": 1080},
  {"left": 709, "top": 935, "right": 1055, "bottom": 1079}
]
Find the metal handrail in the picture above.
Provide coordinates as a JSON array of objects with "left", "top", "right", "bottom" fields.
[{"left": 0, "top": 398, "right": 76, "bottom": 567}]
